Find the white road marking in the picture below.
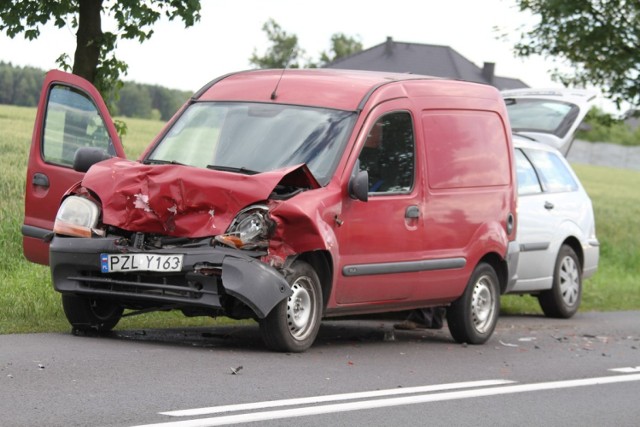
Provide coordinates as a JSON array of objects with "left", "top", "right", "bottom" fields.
[
  {"left": 609, "top": 366, "right": 640, "bottom": 373},
  {"left": 134, "top": 373, "right": 640, "bottom": 427},
  {"left": 161, "top": 379, "right": 514, "bottom": 417}
]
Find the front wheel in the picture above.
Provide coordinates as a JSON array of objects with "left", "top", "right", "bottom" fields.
[
  {"left": 260, "top": 260, "right": 323, "bottom": 352},
  {"left": 62, "top": 294, "right": 123, "bottom": 332},
  {"left": 538, "top": 245, "right": 582, "bottom": 318},
  {"left": 447, "top": 263, "right": 500, "bottom": 344}
]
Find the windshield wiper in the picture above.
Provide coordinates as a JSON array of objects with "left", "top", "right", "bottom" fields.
[
  {"left": 143, "top": 159, "right": 187, "bottom": 166},
  {"left": 206, "top": 165, "right": 259, "bottom": 175}
]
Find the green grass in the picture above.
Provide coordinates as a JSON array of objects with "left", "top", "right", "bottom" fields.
[{"left": 1, "top": 104, "right": 639, "bottom": 333}]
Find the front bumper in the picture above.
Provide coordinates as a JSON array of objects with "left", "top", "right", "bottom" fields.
[{"left": 50, "top": 236, "right": 291, "bottom": 319}]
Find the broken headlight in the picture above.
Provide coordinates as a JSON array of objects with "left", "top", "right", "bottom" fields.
[
  {"left": 215, "top": 205, "right": 273, "bottom": 249},
  {"left": 53, "top": 195, "right": 102, "bottom": 238}
]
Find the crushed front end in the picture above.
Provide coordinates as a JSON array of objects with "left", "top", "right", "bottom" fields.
[{"left": 49, "top": 180, "right": 299, "bottom": 321}]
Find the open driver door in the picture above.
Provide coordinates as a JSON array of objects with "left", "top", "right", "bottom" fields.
[{"left": 22, "top": 70, "right": 125, "bottom": 265}]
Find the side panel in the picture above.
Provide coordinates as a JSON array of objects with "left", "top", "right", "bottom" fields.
[
  {"left": 414, "top": 108, "right": 514, "bottom": 300},
  {"left": 424, "top": 111, "right": 511, "bottom": 189},
  {"left": 22, "top": 70, "right": 124, "bottom": 265}
]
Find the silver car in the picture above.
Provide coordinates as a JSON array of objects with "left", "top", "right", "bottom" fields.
[
  {"left": 503, "top": 88, "right": 600, "bottom": 318},
  {"left": 508, "top": 136, "right": 600, "bottom": 318}
]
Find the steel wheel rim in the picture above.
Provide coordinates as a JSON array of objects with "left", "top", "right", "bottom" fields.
[
  {"left": 559, "top": 255, "right": 580, "bottom": 307},
  {"left": 287, "top": 276, "right": 317, "bottom": 340},
  {"left": 471, "top": 275, "right": 495, "bottom": 333}
]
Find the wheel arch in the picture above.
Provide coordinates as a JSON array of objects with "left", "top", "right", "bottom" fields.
[
  {"left": 478, "top": 252, "right": 509, "bottom": 294},
  {"left": 292, "top": 250, "right": 333, "bottom": 313},
  {"left": 562, "top": 236, "right": 584, "bottom": 270}
]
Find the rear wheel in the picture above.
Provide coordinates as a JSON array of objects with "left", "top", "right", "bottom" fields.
[
  {"left": 62, "top": 294, "right": 123, "bottom": 332},
  {"left": 260, "top": 260, "right": 323, "bottom": 352},
  {"left": 538, "top": 245, "right": 582, "bottom": 318},
  {"left": 447, "top": 262, "right": 500, "bottom": 344}
]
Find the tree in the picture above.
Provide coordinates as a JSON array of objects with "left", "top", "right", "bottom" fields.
[
  {"left": 117, "top": 83, "right": 153, "bottom": 119},
  {"left": 513, "top": 0, "right": 640, "bottom": 109},
  {"left": 578, "top": 106, "right": 640, "bottom": 146},
  {"left": 318, "top": 33, "right": 363, "bottom": 66},
  {"left": 0, "top": 1, "right": 201, "bottom": 106},
  {"left": 0, "top": 61, "right": 44, "bottom": 105},
  {"left": 250, "top": 19, "right": 363, "bottom": 69},
  {"left": 250, "top": 19, "right": 305, "bottom": 69},
  {"left": 147, "top": 85, "right": 190, "bottom": 121},
  {"left": 0, "top": 63, "right": 15, "bottom": 104}
]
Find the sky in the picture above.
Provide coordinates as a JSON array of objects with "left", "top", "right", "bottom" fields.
[{"left": 0, "top": 0, "right": 616, "bottom": 111}]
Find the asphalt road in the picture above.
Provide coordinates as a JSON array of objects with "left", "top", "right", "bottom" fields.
[{"left": 1, "top": 311, "right": 639, "bottom": 427}]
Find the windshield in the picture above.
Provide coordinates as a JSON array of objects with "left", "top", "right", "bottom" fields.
[
  {"left": 504, "top": 98, "right": 579, "bottom": 137},
  {"left": 146, "top": 102, "right": 357, "bottom": 186}
]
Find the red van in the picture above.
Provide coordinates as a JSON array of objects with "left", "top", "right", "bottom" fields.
[{"left": 23, "top": 69, "right": 518, "bottom": 352}]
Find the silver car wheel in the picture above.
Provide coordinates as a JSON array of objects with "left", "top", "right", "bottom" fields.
[
  {"left": 559, "top": 255, "right": 580, "bottom": 307},
  {"left": 538, "top": 245, "right": 582, "bottom": 319}
]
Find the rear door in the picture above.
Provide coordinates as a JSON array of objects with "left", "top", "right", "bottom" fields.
[
  {"left": 514, "top": 148, "right": 557, "bottom": 288},
  {"left": 22, "top": 70, "right": 124, "bottom": 265}
]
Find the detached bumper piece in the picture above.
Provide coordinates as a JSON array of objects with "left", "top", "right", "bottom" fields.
[{"left": 49, "top": 236, "right": 291, "bottom": 319}]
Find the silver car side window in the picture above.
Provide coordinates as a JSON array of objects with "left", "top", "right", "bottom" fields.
[{"left": 515, "top": 148, "right": 542, "bottom": 195}]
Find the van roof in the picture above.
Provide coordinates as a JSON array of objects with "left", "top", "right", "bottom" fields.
[{"left": 194, "top": 68, "right": 491, "bottom": 111}]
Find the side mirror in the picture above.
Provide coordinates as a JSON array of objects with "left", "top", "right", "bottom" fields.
[
  {"left": 349, "top": 169, "right": 369, "bottom": 202},
  {"left": 73, "top": 147, "right": 112, "bottom": 173}
]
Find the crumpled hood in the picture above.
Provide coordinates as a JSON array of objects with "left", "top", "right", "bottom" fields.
[{"left": 81, "top": 158, "right": 318, "bottom": 237}]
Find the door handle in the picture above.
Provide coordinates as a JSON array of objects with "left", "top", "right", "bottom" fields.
[
  {"left": 544, "top": 201, "right": 554, "bottom": 210},
  {"left": 33, "top": 173, "right": 50, "bottom": 189},
  {"left": 405, "top": 205, "right": 420, "bottom": 219}
]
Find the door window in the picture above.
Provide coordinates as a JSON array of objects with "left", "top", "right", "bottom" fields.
[
  {"left": 358, "top": 112, "right": 415, "bottom": 194},
  {"left": 42, "top": 85, "right": 115, "bottom": 166}
]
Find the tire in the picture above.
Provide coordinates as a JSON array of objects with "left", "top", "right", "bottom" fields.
[
  {"left": 62, "top": 294, "right": 123, "bottom": 332},
  {"left": 260, "top": 260, "right": 323, "bottom": 352},
  {"left": 538, "top": 245, "right": 582, "bottom": 318},
  {"left": 447, "top": 262, "right": 500, "bottom": 344}
]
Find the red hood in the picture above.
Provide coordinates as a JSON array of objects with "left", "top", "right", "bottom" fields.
[{"left": 81, "top": 158, "right": 319, "bottom": 237}]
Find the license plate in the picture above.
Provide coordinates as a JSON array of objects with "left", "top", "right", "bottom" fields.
[{"left": 100, "top": 253, "right": 183, "bottom": 273}]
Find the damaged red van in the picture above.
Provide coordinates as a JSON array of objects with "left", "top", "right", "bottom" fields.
[{"left": 23, "top": 69, "right": 518, "bottom": 352}]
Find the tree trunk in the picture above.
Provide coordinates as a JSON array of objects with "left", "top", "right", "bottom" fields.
[{"left": 72, "top": 0, "right": 103, "bottom": 84}]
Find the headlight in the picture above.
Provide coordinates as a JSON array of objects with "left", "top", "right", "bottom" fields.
[
  {"left": 215, "top": 205, "right": 273, "bottom": 249},
  {"left": 53, "top": 196, "right": 101, "bottom": 238}
]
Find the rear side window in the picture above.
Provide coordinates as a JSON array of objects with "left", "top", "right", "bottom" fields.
[
  {"left": 422, "top": 110, "right": 510, "bottom": 189},
  {"left": 525, "top": 148, "right": 578, "bottom": 192},
  {"left": 515, "top": 148, "right": 542, "bottom": 195}
]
